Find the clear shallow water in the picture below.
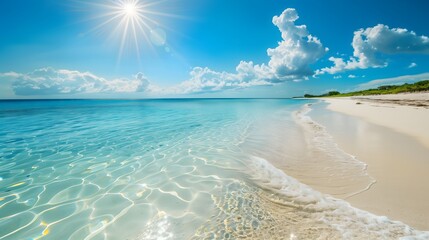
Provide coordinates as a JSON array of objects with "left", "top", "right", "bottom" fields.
[{"left": 0, "top": 99, "right": 427, "bottom": 239}]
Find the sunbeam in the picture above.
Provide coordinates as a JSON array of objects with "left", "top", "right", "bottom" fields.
[{"left": 83, "top": 0, "right": 180, "bottom": 62}]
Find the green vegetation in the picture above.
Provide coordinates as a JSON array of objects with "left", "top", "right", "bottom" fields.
[
  {"left": 304, "top": 80, "right": 429, "bottom": 98},
  {"left": 304, "top": 91, "right": 340, "bottom": 98}
]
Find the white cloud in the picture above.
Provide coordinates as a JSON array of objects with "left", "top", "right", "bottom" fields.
[
  {"left": 408, "top": 62, "right": 417, "bottom": 68},
  {"left": 169, "top": 8, "right": 327, "bottom": 94},
  {"left": 267, "top": 8, "right": 327, "bottom": 79},
  {"left": 358, "top": 72, "right": 429, "bottom": 90},
  {"left": 168, "top": 63, "right": 273, "bottom": 94},
  {"left": 5, "top": 67, "right": 152, "bottom": 96},
  {"left": 318, "top": 24, "right": 429, "bottom": 75},
  {"left": 0, "top": 72, "right": 22, "bottom": 79},
  {"left": 348, "top": 74, "right": 357, "bottom": 78}
]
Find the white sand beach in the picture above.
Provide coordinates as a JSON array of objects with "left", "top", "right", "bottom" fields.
[
  {"left": 324, "top": 93, "right": 429, "bottom": 148},
  {"left": 315, "top": 93, "right": 429, "bottom": 230}
]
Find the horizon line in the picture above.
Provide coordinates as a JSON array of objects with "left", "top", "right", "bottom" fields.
[{"left": 0, "top": 97, "right": 309, "bottom": 101}]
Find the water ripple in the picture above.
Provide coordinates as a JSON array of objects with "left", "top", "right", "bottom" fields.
[{"left": 0, "top": 99, "right": 426, "bottom": 239}]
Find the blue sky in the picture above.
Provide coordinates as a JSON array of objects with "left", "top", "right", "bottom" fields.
[{"left": 1, "top": 0, "right": 429, "bottom": 98}]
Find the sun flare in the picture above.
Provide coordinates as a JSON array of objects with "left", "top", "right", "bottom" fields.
[
  {"left": 123, "top": 3, "right": 138, "bottom": 17},
  {"left": 86, "top": 0, "right": 179, "bottom": 61}
]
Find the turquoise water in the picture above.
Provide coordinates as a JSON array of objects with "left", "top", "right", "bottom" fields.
[{"left": 0, "top": 99, "right": 427, "bottom": 239}]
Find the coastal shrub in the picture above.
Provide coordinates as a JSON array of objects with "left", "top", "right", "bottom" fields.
[{"left": 304, "top": 80, "right": 429, "bottom": 98}]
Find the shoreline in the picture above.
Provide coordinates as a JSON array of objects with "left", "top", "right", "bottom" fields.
[{"left": 310, "top": 93, "right": 429, "bottom": 230}]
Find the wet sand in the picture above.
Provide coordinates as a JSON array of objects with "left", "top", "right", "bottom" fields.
[{"left": 311, "top": 94, "right": 429, "bottom": 230}]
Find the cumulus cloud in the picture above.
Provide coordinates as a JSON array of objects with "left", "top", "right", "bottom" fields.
[
  {"left": 267, "top": 8, "right": 327, "bottom": 78},
  {"left": 5, "top": 67, "right": 152, "bottom": 96},
  {"left": 169, "top": 8, "right": 327, "bottom": 94},
  {"left": 358, "top": 72, "right": 429, "bottom": 90},
  {"left": 168, "top": 63, "right": 274, "bottom": 94},
  {"left": 317, "top": 24, "right": 429, "bottom": 75}
]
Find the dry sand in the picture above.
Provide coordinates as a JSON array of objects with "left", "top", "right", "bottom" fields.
[
  {"left": 324, "top": 93, "right": 429, "bottom": 148},
  {"left": 313, "top": 93, "right": 429, "bottom": 230}
]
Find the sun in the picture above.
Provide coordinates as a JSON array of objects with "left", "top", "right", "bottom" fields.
[
  {"left": 123, "top": 3, "right": 138, "bottom": 17},
  {"left": 83, "top": 0, "right": 186, "bottom": 62},
  {"left": 85, "top": 0, "right": 179, "bottom": 61}
]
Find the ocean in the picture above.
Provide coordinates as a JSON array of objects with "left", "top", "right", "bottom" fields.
[{"left": 0, "top": 99, "right": 426, "bottom": 239}]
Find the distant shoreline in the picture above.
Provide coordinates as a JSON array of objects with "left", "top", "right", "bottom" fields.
[{"left": 303, "top": 80, "right": 429, "bottom": 98}]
